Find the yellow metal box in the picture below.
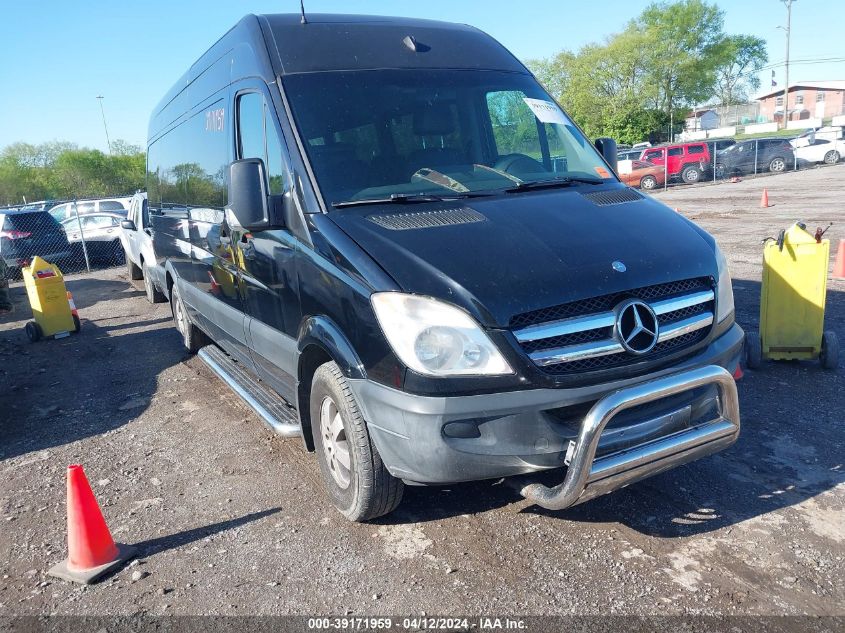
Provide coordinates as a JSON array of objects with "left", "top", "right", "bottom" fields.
[
  {"left": 22, "top": 256, "right": 76, "bottom": 341},
  {"left": 759, "top": 224, "right": 829, "bottom": 361}
]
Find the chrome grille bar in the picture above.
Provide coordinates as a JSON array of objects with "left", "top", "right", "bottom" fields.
[
  {"left": 651, "top": 290, "right": 715, "bottom": 316},
  {"left": 514, "top": 289, "right": 714, "bottom": 343},
  {"left": 529, "top": 311, "right": 714, "bottom": 366}
]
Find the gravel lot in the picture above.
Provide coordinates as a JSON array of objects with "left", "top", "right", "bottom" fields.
[{"left": 1, "top": 165, "right": 843, "bottom": 617}]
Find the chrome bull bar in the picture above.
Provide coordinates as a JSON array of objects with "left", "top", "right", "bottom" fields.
[{"left": 520, "top": 365, "right": 740, "bottom": 511}]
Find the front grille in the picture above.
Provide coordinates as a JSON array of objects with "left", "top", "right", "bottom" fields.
[
  {"left": 511, "top": 277, "right": 710, "bottom": 329},
  {"left": 540, "top": 329, "right": 709, "bottom": 374},
  {"left": 511, "top": 277, "right": 715, "bottom": 376}
]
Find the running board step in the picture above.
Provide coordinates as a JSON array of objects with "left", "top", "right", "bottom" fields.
[{"left": 198, "top": 345, "right": 301, "bottom": 438}]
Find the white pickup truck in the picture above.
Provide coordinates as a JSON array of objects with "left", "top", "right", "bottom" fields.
[{"left": 118, "top": 192, "right": 165, "bottom": 304}]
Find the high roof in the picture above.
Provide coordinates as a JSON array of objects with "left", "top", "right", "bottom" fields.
[{"left": 261, "top": 13, "right": 526, "bottom": 75}]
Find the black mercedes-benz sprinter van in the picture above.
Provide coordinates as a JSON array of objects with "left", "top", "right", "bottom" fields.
[{"left": 143, "top": 14, "right": 743, "bottom": 521}]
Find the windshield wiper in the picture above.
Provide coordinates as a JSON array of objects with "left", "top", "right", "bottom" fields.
[
  {"left": 504, "top": 175, "right": 604, "bottom": 193},
  {"left": 332, "top": 192, "right": 491, "bottom": 209}
]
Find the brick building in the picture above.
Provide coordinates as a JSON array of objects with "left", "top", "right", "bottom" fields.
[{"left": 755, "top": 81, "right": 845, "bottom": 122}]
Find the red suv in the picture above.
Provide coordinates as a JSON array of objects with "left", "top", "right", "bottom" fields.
[{"left": 640, "top": 142, "right": 712, "bottom": 184}]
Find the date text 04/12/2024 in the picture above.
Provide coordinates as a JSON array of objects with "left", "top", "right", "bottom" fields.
[{"left": 306, "top": 617, "right": 526, "bottom": 630}]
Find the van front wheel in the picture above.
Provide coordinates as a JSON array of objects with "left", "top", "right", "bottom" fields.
[{"left": 311, "top": 362, "right": 403, "bottom": 521}]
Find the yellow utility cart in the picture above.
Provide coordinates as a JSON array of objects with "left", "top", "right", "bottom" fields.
[
  {"left": 746, "top": 223, "right": 838, "bottom": 370},
  {"left": 22, "top": 256, "right": 80, "bottom": 342}
]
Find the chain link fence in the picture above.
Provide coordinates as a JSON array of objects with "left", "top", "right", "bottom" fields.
[
  {"left": 624, "top": 133, "right": 844, "bottom": 193},
  {"left": 0, "top": 199, "right": 129, "bottom": 281}
]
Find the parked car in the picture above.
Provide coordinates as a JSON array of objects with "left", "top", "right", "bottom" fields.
[
  {"left": 640, "top": 142, "right": 712, "bottom": 184},
  {"left": 793, "top": 138, "right": 845, "bottom": 165},
  {"left": 48, "top": 198, "right": 131, "bottom": 223},
  {"left": 617, "top": 159, "right": 665, "bottom": 190},
  {"left": 715, "top": 138, "right": 795, "bottom": 178},
  {"left": 60, "top": 212, "right": 125, "bottom": 264},
  {"left": 791, "top": 126, "right": 844, "bottom": 146},
  {"left": 0, "top": 210, "right": 72, "bottom": 277},
  {"left": 118, "top": 192, "right": 165, "bottom": 303},
  {"left": 617, "top": 149, "right": 644, "bottom": 162},
  {"left": 146, "top": 13, "right": 742, "bottom": 522}
]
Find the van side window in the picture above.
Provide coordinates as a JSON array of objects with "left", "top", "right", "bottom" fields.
[{"left": 237, "top": 92, "right": 288, "bottom": 196}]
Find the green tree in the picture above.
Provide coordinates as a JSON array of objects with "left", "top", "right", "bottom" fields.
[
  {"left": 0, "top": 139, "right": 145, "bottom": 205},
  {"left": 712, "top": 34, "right": 768, "bottom": 105}
]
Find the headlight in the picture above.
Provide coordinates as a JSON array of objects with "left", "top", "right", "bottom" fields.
[
  {"left": 370, "top": 293, "right": 513, "bottom": 376},
  {"left": 715, "top": 244, "right": 735, "bottom": 323}
]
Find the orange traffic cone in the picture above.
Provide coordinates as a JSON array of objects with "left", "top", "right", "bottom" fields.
[
  {"left": 760, "top": 189, "right": 770, "bottom": 208},
  {"left": 48, "top": 465, "right": 136, "bottom": 584},
  {"left": 833, "top": 239, "right": 845, "bottom": 280}
]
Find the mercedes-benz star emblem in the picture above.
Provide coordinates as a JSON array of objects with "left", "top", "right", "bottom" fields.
[
  {"left": 615, "top": 299, "right": 659, "bottom": 354},
  {"left": 612, "top": 260, "right": 627, "bottom": 272}
]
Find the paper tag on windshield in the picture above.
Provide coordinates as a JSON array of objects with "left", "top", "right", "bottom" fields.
[{"left": 523, "top": 98, "right": 569, "bottom": 125}]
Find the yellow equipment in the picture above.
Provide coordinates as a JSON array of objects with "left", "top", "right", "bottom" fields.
[
  {"left": 746, "top": 223, "right": 838, "bottom": 370},
  {"left": 22, "top": 256, "right": 80, "bottom": 342}
]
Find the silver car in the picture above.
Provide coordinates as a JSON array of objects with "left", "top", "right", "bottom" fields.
[{"left": 60, "top": 213, "right": 126, "bottom": 264}]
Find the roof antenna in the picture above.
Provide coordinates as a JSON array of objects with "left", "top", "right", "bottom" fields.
[{"left": 300, "top": 0, "right": 307, "bottom": 24}]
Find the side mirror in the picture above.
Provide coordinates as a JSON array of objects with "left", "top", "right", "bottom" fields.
[
  {"left": 229, "top": 158, "right": 270, "bottom": 231},
  {"left": 121, "top": 219, "right": 136, "bottom": 231},
  {"left": 594, "top": 137, "right": 618, "bottom": 174}
]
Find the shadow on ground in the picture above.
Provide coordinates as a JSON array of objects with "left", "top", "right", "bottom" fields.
[{"left": 0, "top": 277, "right": 184, "bottom": 461}]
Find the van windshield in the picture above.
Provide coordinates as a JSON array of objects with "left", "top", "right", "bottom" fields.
[{"left": 283, "top": 69, "right": 614, "bottom": 206}]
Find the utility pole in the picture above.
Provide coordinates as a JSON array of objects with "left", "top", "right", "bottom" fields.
[
  {"left": 780, "top": 0, "right": 795, "bottom": 129},
  {"left": 96, "top": 95, "right": 112, "bottom": 154}
]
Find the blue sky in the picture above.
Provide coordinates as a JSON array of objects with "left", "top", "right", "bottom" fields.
[{"left": 2, "top": 0, "right": 842, "bottom": 151}]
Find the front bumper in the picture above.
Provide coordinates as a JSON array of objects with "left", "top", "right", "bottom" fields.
[
  {"left": 350, "top": 323, "right": 743, "bottom": 495},
  {"left": 519, "top": 364, "right": 738, "bottom": 510}
]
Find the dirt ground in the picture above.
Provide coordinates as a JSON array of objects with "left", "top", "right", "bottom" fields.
[{"left": 1, "top": 165, "right": 843, "bottom": 617}]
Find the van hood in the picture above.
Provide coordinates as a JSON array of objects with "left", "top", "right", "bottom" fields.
[{"left": 328, "top": 186, "right": 717, "bottom": 328}]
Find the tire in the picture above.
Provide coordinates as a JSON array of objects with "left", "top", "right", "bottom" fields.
[
  {"left": 745, "top": 332, "right": 762, "bottom": 369},
  {"left": 681, "top": 165, "right": 701, "bottom": 184},
  {"left": 143, "top": 264, "right": 166, "bottom": 304},
  {"left": 311, "top": 361, "right": 404, "bottom": 522},
  {"left": 170, "top": 281, "right": 208, "bottom": 353},
  {"left": 821, "top": 330, "right": 839, "bottom": 371},
  {"left": 823, "top": 150, "right": 840, "bottom": 165},
  {"left": 126, "top": 254, "right": 142, "bottom": 280},
  {"left": 768, "top": 157, "right": 786, "bottom": 173},
  {"left": 640, "top": 175, "right": 658, "bottom": 190},
  {"left": 25, "top": 321, "right": 42, "bottom": 342}
]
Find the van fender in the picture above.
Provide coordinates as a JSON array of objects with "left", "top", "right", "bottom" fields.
[
  {"left": 295, "top": 316, "right": 366, "bottom": 451},
  {"left": 297, "top": 315, "right": 366, "bottom": 381}
]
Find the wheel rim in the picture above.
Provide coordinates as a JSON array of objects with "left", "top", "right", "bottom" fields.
[
  {"left": 173, "top": 292, "right": 187, "bottom": 337},
  {"left": 824, "top": 151, "right": 838, "bottom": 164},
  {"left": 642, "top": 177, "right": 656, "bottom": 190},
  {"left": 319, "top": 396, "right": 352, "bottom": 489},
  {"left": 144, "top": 271, "right": 153, "bottom": 298},
  {"left": 771, "top": 158, "right": 784, "bottom": 171},
  {"left": 686, "top": 170, "right": 699, "bottom": 182}
]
